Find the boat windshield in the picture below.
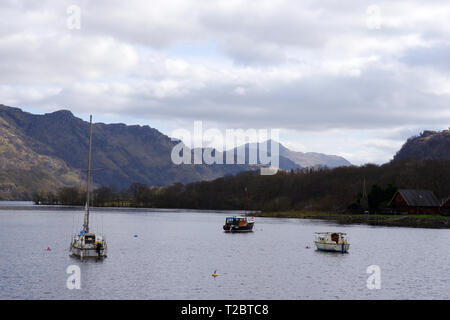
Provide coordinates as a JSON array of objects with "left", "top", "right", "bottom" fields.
[
  {"left": 225, "top": 217, "right": 236, "bottom": 225},
  {"left": 225, "top": 217, "right": 246, "bottom": 225},
  {"left": 84, "top": 235, "right": 95, "bottom": 244}
]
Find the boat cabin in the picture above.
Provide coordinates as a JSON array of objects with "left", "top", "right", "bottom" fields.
[
  {"left": 83, "top": 233, "right": 96, "bottom": 245},
  {"left": 74, "top": 232, "right": 103, "bottom": 248},
  {"left": 225, "top": 216, "right": 247, "bottom": 226},
  {"left": 315, "top": 232, "right": 347, "bottom": 244}
]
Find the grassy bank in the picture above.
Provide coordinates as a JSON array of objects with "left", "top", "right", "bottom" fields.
[{"left": 253, "top": 211, "right": 450, "bottom": 229}]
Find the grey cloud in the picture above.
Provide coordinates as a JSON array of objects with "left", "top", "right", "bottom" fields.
[
  {"left": 30, "top": 59, "right": 449, "bottom": 134},
  {"left": 2, "top": 0, "right": 450, "bottom": 165}
]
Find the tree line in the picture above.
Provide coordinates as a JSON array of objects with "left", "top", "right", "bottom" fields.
[{"left": 33, "top": 158, "right": 450, "bottom": 214}]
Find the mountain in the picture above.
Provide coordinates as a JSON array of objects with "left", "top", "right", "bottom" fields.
[
  {"left": 0, "top": 104, "right": 352, "bottom": 199},
  {"left": 245, "top": 140, "right": 352, "bottom": 169},
  {"left": 0, "top": 104, "right": 253, "bottom": 199},
  {"left": 225, "top": 141, "right": 302, "bottom": 171},
  {"left": 393, "top": 129, "right": 450, "bottom": 161},
  {"left": 280, "top": 145, "right": 352, "bottom": 168},
  {"left": 0, "top": 109, "right": 83, "bottom": 199},
  {"left": 212, "top": 139, "right": 351, "bottom": 171}
]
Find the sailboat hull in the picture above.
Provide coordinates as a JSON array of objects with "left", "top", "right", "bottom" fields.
[
  {"left": 70, "top": 246, "right": 107, "bottom": 258},
  {"left": 314, "top": 242, "right": 350, "bottom": 253},
  {"left": 223, "top": 222, "right": 254, "bottom": 233}
]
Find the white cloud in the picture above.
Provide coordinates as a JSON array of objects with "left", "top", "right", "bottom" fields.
[{"left": 1, "top": 0, "right": 449, "bottom": 164}]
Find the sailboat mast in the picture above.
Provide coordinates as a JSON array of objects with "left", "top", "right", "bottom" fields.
[
  {"left": 84, "top": 115, "right": 93, "bottom": 233},
  {"left": 362, "top": 176, "right": 368, "bottom": 211},
  {"left": 363, "top": 176, "right": 367, "bottom": 198},
  {"left": 244, "top": 187, "right": 247, "bottom": 217}
]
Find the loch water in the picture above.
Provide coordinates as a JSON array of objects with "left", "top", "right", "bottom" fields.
[{"left": 1, "top": 202, "right": 449, "bottom": 299}]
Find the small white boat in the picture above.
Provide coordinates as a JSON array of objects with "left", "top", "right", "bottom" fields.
[
  {"left": 70, "top": 115, "right": 107, "bottom": 259},
  {"left": 314, "top": 232, "right": 350, "bottom": 253}
]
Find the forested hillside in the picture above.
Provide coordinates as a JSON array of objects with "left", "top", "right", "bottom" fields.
[{"left": 37, "top": 158, "right": 450, "bottom": 213}]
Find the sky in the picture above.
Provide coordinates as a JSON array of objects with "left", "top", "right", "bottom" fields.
[{"left": 1, "top": 0, "right": 449, "bottom": 165}]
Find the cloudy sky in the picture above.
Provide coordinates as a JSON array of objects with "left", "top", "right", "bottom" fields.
[{"left": 1, "top": 0, "right": 449, "bottom": 164}]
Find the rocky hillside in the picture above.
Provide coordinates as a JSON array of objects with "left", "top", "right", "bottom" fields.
[
  {"left": 0, "top": 108, "right": 83, "bottom": 199},
  {"left": 393, "top": 129, "right": 450, "bottom": 161},
  {"left": 0, "top": 104, "right": 353, "bottom": 199},
  {"left": 0, "top": 105, "right": 252, "bottom": 199},
  {"left": 278, "top": 142, "right": 351, "bottom": 168},
  {"left": 245, "top": 140, "right": 351, "bottom": 169}
]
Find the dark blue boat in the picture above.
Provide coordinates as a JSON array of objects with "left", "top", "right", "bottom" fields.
[
  {"left": 223, "top": 187, "right": 255, "bottom": 232},
  {"left": 223, "top": 216, "right": 255, "bottom": 232}
]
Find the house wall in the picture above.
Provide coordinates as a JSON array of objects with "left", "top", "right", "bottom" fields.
[
  {"left": 392, "top": 206, "right": 438, "bottom": 215},
  {"left": 390, "top": 193, "right": 407, "bottom": 207},
  {"left": 389, "top": 193, "right": 409, "bottom": 214},
  {"left": 415, "top": 207, "right": 439, "bottom": 215},
  {"left": 441, "top": 198, "right": 450, "bottom": 216}
]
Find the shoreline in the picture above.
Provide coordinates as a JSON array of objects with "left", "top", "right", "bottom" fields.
[
  {"left": 4, "top": 201, "right": 450, "bottom": 229},
  {"left": 253, "top": 211, "right": 450, "bottom": 229}
]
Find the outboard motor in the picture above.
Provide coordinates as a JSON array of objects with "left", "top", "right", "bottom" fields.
[{"left": 96, "top": 242, "right": 102, "bottom": 257}]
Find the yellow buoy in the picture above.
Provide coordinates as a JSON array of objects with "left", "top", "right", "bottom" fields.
[{"left": 212, "top": 270, "right": 218, "bottom": 277}]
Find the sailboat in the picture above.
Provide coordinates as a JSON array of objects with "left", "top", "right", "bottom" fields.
[
  {"left": 70, "top": 115, "right": 107, "bottom": 259},
  {"left": 223, "top": 187, "right": 255, "bottom": 232}
]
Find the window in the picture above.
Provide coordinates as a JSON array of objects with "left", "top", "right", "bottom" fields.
[{"left": 85, "top": 235, "right": 95, "bottom": 244}]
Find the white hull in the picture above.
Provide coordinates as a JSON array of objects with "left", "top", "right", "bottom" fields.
[
  {"left": 70, "top": 245, "right": 107, "bottom": 258},
  {"left": 315, "top": 241, "right": 350, "bottom": 253}
]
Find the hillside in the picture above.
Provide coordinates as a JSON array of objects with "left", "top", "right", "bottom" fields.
[
  {"left": 0, "top": 110, "right": 83, "bottom": 199},
  {"left": 0, "top": 105, "right": 255, "bottom": 198},
  {"left": 149, "top": 158, "right": 450, "bottom": 212},
  {"left": 0, "top": 104, "right": 353, "bottom": 199},
  {"left": 233, "top": 140, "right": 351, "bottom": 170},
  {"left": 393, "top": 129, "right": 450, "bottom": 161},
  {"left": 68, "top": 158, "right": 447, "bottom": 213},
  {"left": 267, "top": 140, "right": 351, "bottom": 168}
]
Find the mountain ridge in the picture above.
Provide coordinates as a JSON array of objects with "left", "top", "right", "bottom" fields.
[
  {"left": 245, "top": 139, "right": 352, "bottom": 168},
  {"left": 393, "top": 128, "right": 450, "bottom": 162},
  {"left": 0, "top": 104, "right": 353, "bottom": 199}
]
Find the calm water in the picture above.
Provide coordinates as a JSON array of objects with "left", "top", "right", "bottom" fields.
[{"left": 1, "top": 203, "right": 450, "bottom": 300}]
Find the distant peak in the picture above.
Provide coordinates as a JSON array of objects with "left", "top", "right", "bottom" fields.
[
  {"left": 0, "top": 104, "right": 23, "bottom": 112},
  {"left": 47, "top": 109, "right": 74, "bottom": 117},
  {"left": 263, "top": 139, "right": 289, "bottom": 151}
]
